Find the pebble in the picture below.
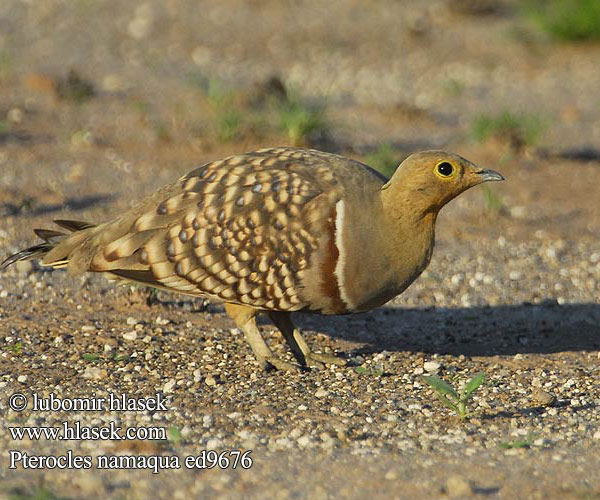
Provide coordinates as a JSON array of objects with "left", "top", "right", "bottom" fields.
[
  {"left": 15, "top": 261, "right": 33, "bottom": 275},
  {"left": 297, "top": 435, "right": 311, "bottom": 448},
  {"left": 315, "top": 388, "right": 328, "bottom": 398},
  {"left": 531, "top": 388, "right": 556, "bottom": 407},
  {"left": 424, "top": 361, "right": 441, "bottom": 373},
  {"left": 7, "top": 107, "right": 24, "bottom": 123},
  {"left": 446, "top": 475, "right": 473, "bottom": 498},
  {"left": 206, "top": 438, "right": 223, "bottom": 450},
  {"left": 384, "top": 470, "right": 398, "bottom": 480},
  {"left": 83, "top": 367, "right": 105, "bottom": 380},
  {"left": 593, "top": 431, "right": 600, "bottom": 440},
  {"left": 126, "top": 317, "right": 138, "bottom": 326},
  {"left": 163, "top": 379, "right": 176, "bottom": 393},
  {"left": 17, "top": 375, "right": 27, "bottom": 383},
  {"left": 205, "top": 376, "right": 216, "bottom": 386},
  {"left": 123, "top": 331, "right": 137, "bottom": 341}
]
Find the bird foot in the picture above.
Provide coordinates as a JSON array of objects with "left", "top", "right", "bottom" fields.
[
  {"left": 304, "top": 352, "right": 347, "bottom": 368},
  {"left": 261, "top": 356, "right": 302, "bottom": 373}
]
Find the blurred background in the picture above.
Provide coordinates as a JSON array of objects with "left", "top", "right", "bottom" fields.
[
  {"left": 2, "top": 3, "right": 600, "bottom": 498},
  {"left": 1, "top": 0, "right": 600, "bottom": 244}
]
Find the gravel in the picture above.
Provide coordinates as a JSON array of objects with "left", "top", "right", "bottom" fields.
[{"left": 1, "top": 0, "right": 600, "bottom": 498}]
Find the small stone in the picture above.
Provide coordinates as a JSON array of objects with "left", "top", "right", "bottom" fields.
[
  {"left": 205, "top": 376, "right": 216, "bottom": 386},
  {"left": 298, "top": 404, "right": 308, "bottom": 411},
  {"left": 123, "top": 331, "right": 137, "bottom": 341},
  {"left": 126, "top": 317, "right": 138, "bottom": 326},
  {"left": 510, "top": 206, "right": 527, "bottom": 219},
  {"left": 163, "top": 379, "right": 176, "bottom": 393},
  {"left": 17, "top": 375, "right": 27, "bottom": 383},
  {"left": 15, "top": 261, "right": 33, "bottom": 275},
  {"left": 102, "top": 74, "right": 126, "bottom": 92},
  {"left": 593, "top": 430, "right": 600, "bottom": 440},
  {"left": 297, "top": 435, "right": 311, "bottom": 448},
  {"left": 0, "top": 290, "right": 8, "bottom": 298},
  {"left": 446, "top": 475, "right": 473, "bottom": 498},
  {"left": 7, "top": 108, "right": 24, "bottom": 124},
  {"left": 423, "top": 361, "right": 441, "bottom": 373},
  {"left": 206, "top": 438, "right": 222, "bottom": 450},
  {"left": 315, "top": 388, "right": 328, "bottom": 398},
  {"left": 81, "top": 325, "right": 96, "bottom": 332},
  {"left": 83, "top": 367, "right": 105, "bottom": 380},
  {"left": 384, "top": 470, "right": 398, "bottom": 480},
  {"left": 531, "top": 388, "right": 556, "bottom": 407}
]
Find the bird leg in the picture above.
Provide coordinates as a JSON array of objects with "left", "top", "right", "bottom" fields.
[
  {"left": 268, "top": 311, "right": 347, "bottom": 369},
  {"left": 224, "top": 303, "right": 299, "bottom": 372}
]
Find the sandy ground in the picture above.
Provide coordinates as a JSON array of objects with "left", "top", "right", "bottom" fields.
[{"left": 1, "top": 1, "right": 600, "bottom": 498}]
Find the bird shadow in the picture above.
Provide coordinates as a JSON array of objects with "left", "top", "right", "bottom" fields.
[
  {"left": 294, "top": 301, "right": 600, "bottom": 357},
  {"left": 0, "top": 194, "right": 115, "bottom": 217}
]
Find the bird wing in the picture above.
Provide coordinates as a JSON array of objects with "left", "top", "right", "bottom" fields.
[{"left": 85, "top": 148, "right": 345, "bottom": 311}]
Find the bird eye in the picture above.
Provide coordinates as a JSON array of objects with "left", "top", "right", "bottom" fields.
[{"left": 436, "top": 162, "right": 454, "bottom": 177}]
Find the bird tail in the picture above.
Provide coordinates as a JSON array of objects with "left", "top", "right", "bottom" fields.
[{"left": 1, "top": 219, "right": 97, "bottom": 271}]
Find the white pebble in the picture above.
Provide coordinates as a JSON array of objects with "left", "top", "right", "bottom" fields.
[
  {"left": 17, "top": 375, "right": 27, "bottom": 383},
  {"left": 205, "top": 438, "right": 222, "bottom": 450},
  {"left": 123, "top": 331, "right": 137, "bottom": 341},
  {"left": 297, "top": 435, "right": 311, "bottom": 448},
  {"left": 424, "top": 361, "right": 441, "bottom": 373},
  {"left": 315, "top": 388, "right": 328, "bottom": 398}
]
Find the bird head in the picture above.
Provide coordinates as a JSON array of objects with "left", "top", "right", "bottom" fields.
[{"left": 381, "top": 150, "right": 504, "bottom": 214}]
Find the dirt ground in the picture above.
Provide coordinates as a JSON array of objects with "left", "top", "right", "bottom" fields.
[{"left": 1, "top": 1, "right": 600, "bottom": 498}]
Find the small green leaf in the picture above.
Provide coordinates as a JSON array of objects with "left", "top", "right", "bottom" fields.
[
  {"left": 167, "top": 426, "right": 183, "bottom": 445},
  {"left": 462, "top": 372, "right": 486, "bottom": 400},
  {"left": 435, "top": 393, "right": 459, "bottom": 413},
  {"left": 82, "top": 353, "right": 100, "bottom": 362},
  {"left": 422, "top": 375, "right": 459, "bottom": 401},
  {"left": 355, "top": 366, "right": 368, "bottom": 375}
]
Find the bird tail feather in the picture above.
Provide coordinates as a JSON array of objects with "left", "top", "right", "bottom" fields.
[{"left": 1, "top": 219, "right": 97, "bottom": 271}]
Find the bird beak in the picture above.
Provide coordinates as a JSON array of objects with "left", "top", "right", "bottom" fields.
[{"left": 476, "top": 168, "right": 504, "bottom": 183}]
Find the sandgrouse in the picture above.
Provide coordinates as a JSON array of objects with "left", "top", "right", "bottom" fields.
[{"left": 2, "top": 147, "right": 503, "bottom": 371}]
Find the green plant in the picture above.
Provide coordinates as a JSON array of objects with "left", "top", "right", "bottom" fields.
[
  {"left": 7, "top": 341, "right": 22, "bottom": 355},
  {"left": 278, "top": 94, "right": 328, "bottom": 146},
  {"left": 522, "top": 0, "right": 600, "bottom": 42},
  {"left": 365, "top": 144, "right": 399, "bottom": 179},
  {"left": 205, "top": 78, "right": 244, "bottom": 142},
  {"left": 443, "top": 78, "right": 465, "bottom": 97},
  {"left": 0, "top": 50, "right": 12, "bottom": 80},
  {"left": 167, "top": 425, "right": 183, "bottom": 445},
  {"left": 499, "top": 433, "right": 536, "bottom": 449},
  {"left": 82, "top": 353, "right": 100, "bottom": 362},
  {"left": 355, "top": 364, "right": 384, "bottom": 377},
  {"left": 471, "top": 111, "right": 546, "bottom": 150},
  {"left": 481, "top": 185, "right": 504, "bottom": 214},
  {"left": 422, "top": 372, "right": 486, "bottom": 419},
  {"left": 8, "top": 486, "right": 72, "bottom": 500}
]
